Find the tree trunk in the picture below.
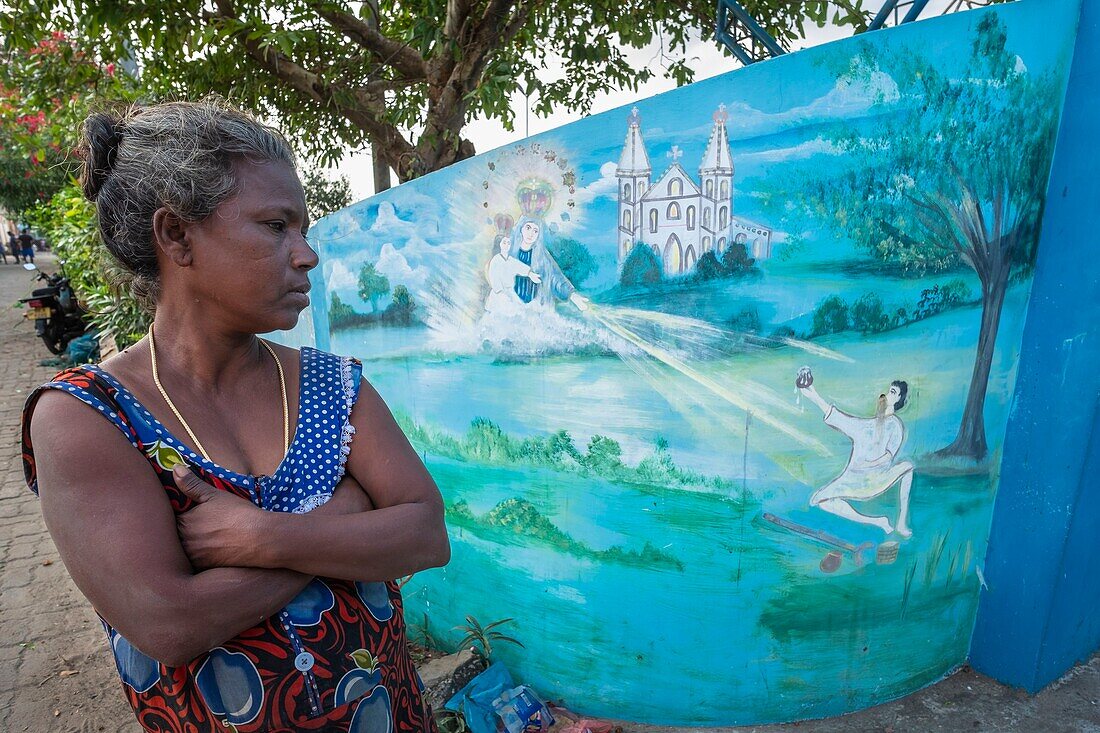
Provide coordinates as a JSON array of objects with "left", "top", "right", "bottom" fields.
[
  {"left": 371, "top": 143, "right": 391, "bottom": 193},
  {"left": 364, "top": 0, "right": 392, "bottom": 193},
  {"left": 935, "top": 260, "right": 1011, "bottom": 460}
]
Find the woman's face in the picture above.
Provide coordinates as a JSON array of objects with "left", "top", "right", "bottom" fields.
[
  {"left": 520, "top": 221, "right": 540, "bottom": 247},
  {"left": 175, "top": 159, "right": 317, "bottom": 333}
]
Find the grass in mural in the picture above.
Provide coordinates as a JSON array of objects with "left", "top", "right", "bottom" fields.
[
  {"left": 924, "top": 531, "right": 950, "bottom": 586},
  {"left": 761, "top": 562, "right": 979, "bottom": 701},
  {"left": 396, "top": 412, "right": 743, "bottom": 497},
  {"left": 900, "top": 560, "right": 918, "bottom": 620},
  {"left": 448, "top": 497, "right": 685, "bottom": 571}
]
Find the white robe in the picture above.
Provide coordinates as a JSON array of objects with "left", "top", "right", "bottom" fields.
[
  {"left": 485, "top": 253, "right": 534, "bottom": 314},
  {"left": 811, "top": 406, "right": 913, "bottom": 502}
]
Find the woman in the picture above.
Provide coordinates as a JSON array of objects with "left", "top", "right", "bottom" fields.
[
  {"left": 20, "top": 100, "right": 449, "bottom": 731},
  {"left": 509, "top": 216, "right": 588, "bottom": 311}
]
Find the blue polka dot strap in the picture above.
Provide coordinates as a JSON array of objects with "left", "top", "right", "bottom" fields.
[
  {"left": 262, "top": 348, "right": 363, "bottom": 514},
  {"left": 21, "top": 366, "right": 141, "bottom": 495},
  {"left": 21, "top": 350, "right": 364, "bottom": 510}
]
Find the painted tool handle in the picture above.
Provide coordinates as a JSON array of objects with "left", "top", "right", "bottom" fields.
[{"left": 763, "top": 512, "right": 858, "bottom": 552}]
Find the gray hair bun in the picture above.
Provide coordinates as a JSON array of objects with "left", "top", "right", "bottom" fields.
[
  {"left": 74, "top": 99, "right": 296, "bottom": 312},
  {"left": 80, "top": 112, "right": 124, "bottom": 201}
]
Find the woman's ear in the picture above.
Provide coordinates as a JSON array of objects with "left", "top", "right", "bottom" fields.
[{"left": 152, "top": 207, "right": 193, "bottom": 267}]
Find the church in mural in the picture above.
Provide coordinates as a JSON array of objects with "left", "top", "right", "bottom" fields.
[{"left": 616, "top": 105, "right": 773, "bottom": 274}]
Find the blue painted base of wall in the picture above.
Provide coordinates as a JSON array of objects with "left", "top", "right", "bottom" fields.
[{"left": 969, "top": 0, "right": 1100, "bottom": 693}]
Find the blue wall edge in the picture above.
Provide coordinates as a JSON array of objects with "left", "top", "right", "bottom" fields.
[{"left": 969, "top": 0, "right": 1100, "bottom": 692}]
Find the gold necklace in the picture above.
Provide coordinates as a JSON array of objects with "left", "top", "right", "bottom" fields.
[{"left": 148, "top": 324, "right": 289, "bottom": 465}]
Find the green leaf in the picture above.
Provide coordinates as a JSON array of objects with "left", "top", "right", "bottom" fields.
[{"left": 349, "top": 648, "right": 376, "bottom": 670}]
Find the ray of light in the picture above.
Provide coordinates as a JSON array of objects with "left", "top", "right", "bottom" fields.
[{"left": 589, "top": 306, "right": 831, "bottom": 456}]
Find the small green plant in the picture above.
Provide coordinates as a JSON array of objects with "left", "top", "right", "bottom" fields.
[
  {"left": 414, "top": 610, "right": 442, "bottom": 651},
  {"left": 454, "top": 615, "right": 524, "bottom": 660},
  {"left": 26, "top": 181, "right": 151, "bottom": 347},
  {"left": 435, "top": 710, "right": 469, "bottom": 733}
]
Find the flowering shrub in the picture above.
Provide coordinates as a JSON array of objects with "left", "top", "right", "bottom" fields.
[{"left": 1, "top": 31, "right": 135, "bottom": 216}]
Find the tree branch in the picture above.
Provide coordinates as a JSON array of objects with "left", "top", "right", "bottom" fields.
[
  {"left": 666, "top": 0, "right": 719, "bottom": 35},
  {"left": 412, "top": 0, "right": 540, "bottom": 174},
  {"left": 208, "top": 2, "right": 419, "bottom": 177},
  {"left": 309, "top": 1, "right": 429, "bottom": 81},
  {"left": 951, "top": 171, "right": 990, "bottom": 263},
  {"left": 445, "top": 0, "right": 478, "bottom": 42},
  {"left": 905, "top": 192, "right": 979, "bottom": 273}
]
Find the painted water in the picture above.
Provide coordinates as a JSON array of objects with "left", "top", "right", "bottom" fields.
[{"left": 326, "top": 285, "right": 1025, "bottom": 722}]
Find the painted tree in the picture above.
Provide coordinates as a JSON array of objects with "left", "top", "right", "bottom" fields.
[
  {"left": 811, "top": 295, "right": 849, "bottom": 337},
  {"left": 546, "top": 236, "right": 597, "bottom": 287},
  {"left": 357, "top": 261, "right": 390, "bottom": 312},
  {"left": 620, "top": 243, "right": 662, "bottom": 286},
  {"left": 2, "top": 0, "right": 874, "bottom": 190},
  {"left": 720, "top": 241, "right": 755, "bottom": 273},
  {"left": 693, "top": 250, "right": 726, "bottom": 281},
  {"left": 779, "top": 14, "right": 1065, "bottom": 459},
  {"left": 384, "top": 284, "right": 418, "bottom": 325}
]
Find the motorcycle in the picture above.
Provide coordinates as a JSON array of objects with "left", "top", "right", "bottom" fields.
[{"left": 19, "top": 263, "right": 89, "bottom": 355}]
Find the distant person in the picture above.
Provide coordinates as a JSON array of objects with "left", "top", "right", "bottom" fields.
[
  {"left": 1, "top": 232, "right": 10, "bottom": 264},
  {"left": 799, "top": 372, "right": 914, "bottom": 538},
  {"left": 8, "top": 231, "right": 20, "bottom": 263},
  {"left": 18, "top": 228, "right": 35, "bottom": 264}
]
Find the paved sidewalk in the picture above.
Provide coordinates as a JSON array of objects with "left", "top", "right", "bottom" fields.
[
  {"left": 0, "top": 255, "right": 1095, "bottom": 732},
  {"left": 0, "top": 254, "right": 136, "bottom": 732}
]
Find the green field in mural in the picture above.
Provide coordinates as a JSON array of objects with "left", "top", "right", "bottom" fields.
[{"left": 289, "top": 0, "right": 1081, "bottom": 724}]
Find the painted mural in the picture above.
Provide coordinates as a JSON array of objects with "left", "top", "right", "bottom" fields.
[{"left": 287, "top": 0, "right": 1081, "bottom": 724}]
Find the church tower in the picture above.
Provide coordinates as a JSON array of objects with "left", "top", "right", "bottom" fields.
[
  {"left": 616, "top": 107, "right": 652, "bottom": 261},
  {"left": 699, "top": 105, "right": 734, "bottom": 254}
]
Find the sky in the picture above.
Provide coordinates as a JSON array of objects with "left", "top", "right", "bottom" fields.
[{"left": 333, "top": 0, "right": 974, "bottom": 201}]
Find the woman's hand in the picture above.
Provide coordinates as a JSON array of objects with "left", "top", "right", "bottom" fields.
[
  {"left": 174, "top": 468, "right": 376, "bottom": 572},
  {"left": 174, "top": 465, "right": 267, "bottom": 571}
]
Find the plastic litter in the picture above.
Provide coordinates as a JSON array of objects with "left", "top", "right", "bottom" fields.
[{"left": 444, "top": 662, "right": 554, "bottom": 733}]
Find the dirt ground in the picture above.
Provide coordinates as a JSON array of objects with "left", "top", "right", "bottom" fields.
[{"left": 0, "top": 255, "right": 1096, "bottom": 732}]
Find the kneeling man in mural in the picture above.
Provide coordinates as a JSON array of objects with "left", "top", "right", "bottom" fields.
[{"left": 798, "top": 371, "right": 914, "bottom": 539}]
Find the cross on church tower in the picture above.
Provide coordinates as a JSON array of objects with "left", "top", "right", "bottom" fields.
[
  {"left": 713, "top": 104, "right": 729, "bottom": 124},
  {"left": 667, "top": 145, "right": 683, "bottom": 162}
]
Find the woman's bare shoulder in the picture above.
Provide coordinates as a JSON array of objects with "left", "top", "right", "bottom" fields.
[{"left": 30, "top": 386, "right": 132, "bottom": 453}]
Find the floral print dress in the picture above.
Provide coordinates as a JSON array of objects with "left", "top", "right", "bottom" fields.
[{"left": 21, "top": 347, "right": 435, "bottom": 732}]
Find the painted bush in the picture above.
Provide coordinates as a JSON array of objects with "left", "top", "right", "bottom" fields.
[{"left": 287, "top": 0, "right": 1080, "bottom": 724}]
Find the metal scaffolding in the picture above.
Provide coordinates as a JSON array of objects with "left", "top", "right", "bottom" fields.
[
  {"left": 716, "top": 0, "right": 1001, "bottom": 62},
  {"left": 715, "top": 0, "right": 786, "bottom": 66}
]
